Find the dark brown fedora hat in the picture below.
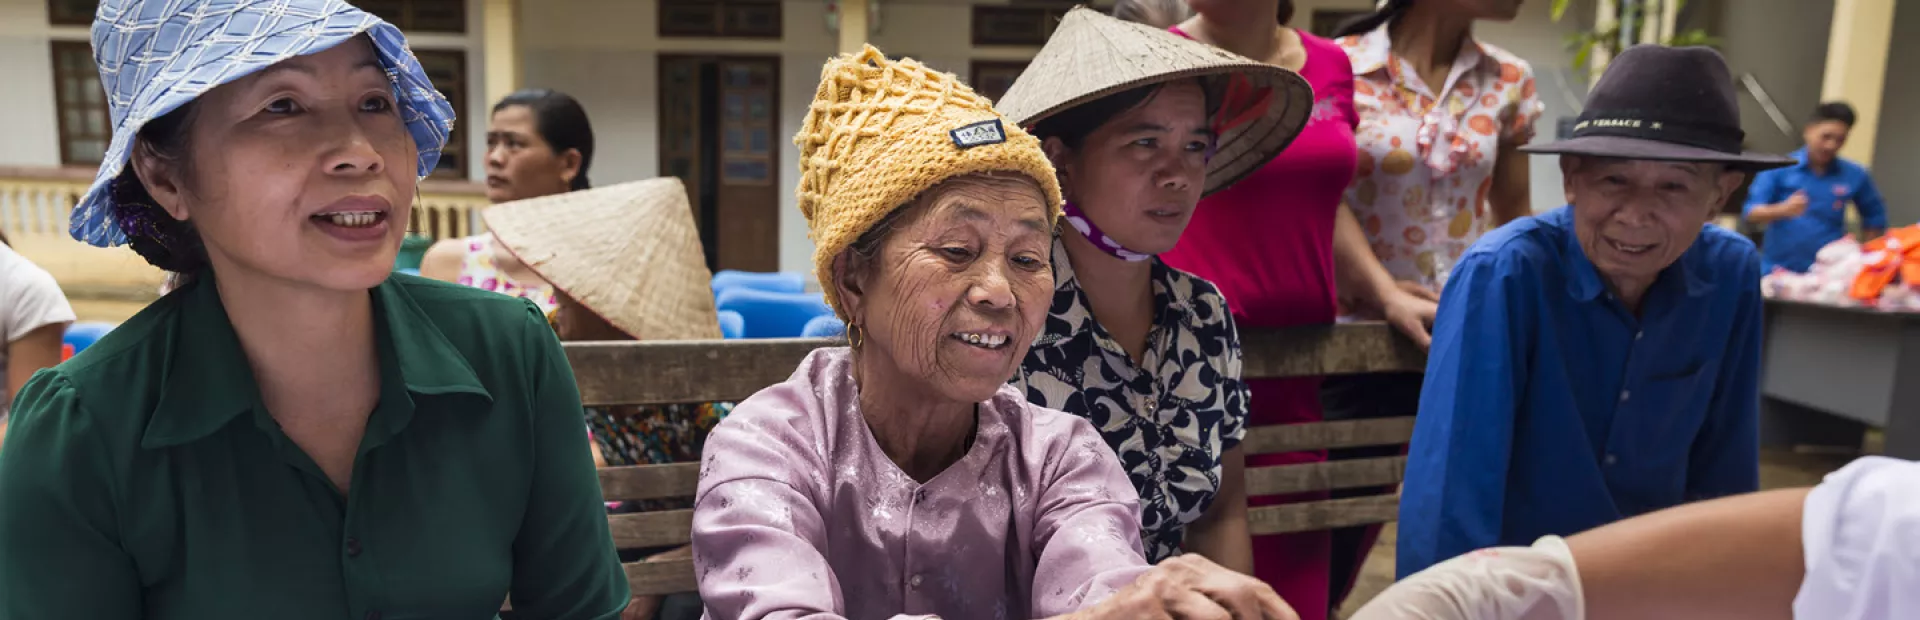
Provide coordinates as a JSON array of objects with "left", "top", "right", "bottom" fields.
[{"left": 1522, "top": 45, "right": 1795, "bottom": 170}]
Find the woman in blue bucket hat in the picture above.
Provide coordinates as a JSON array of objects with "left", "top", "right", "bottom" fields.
[{"left": 0, "top": 1, "right": 631, "bottom": 618}]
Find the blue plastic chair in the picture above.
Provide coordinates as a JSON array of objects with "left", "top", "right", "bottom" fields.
[
  {"left": 711, "top": 270, "right": 805, "bottom": 299},
  {"left": 800, "top": 314, "right": 846, "bottom": 339},
  {"left": 62, "top": 321, "right": 115, "bottom": 359},
  {"left": 717, "top": 310, "right": 746, "bottom": 340},
  {"left": 715, "top": 288, "right": 833, "bottom": 339}
]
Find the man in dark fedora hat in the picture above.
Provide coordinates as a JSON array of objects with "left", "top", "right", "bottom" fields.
[{"left": 1396, "top": 44, "right": 1793, "bottom": 578}]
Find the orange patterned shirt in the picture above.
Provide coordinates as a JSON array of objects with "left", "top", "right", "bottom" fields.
[{"left": 1339, "top": 26, "right": 1542, "bottom": 290}]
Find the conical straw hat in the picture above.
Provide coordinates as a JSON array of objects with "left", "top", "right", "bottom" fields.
[
  {"left": 483, "top": 178, "right": 721, "bottom": 341},
  {"left": 993, "top": 7, "right": 1315, "bottom": 196}
]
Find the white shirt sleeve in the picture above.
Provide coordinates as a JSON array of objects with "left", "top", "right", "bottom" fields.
[
  {"left": 3, "top": 259, "right": 76, "bottom": 341},
  {"left": 4, "top": 258, "right": 77, "bottom": 344},
  {"left": 1795, "top": 456, "right": 1920, "bottom": 620}
]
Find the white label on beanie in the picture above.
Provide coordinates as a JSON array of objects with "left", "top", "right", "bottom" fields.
[{"left": 950, "top": 119, "right": 1007, "bottom": 149}]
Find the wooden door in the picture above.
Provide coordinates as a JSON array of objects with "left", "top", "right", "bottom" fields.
[
  {"left": 658, "top": 56, "right": 780, "bottom": 273},
  {"left": 714, "top": 59, "right": 780, "bottom": 273},
  {"left": 659, "top": 57, "right": 710, "bottom": 266}
]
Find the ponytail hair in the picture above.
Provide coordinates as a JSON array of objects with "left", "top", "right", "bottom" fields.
[{"left": 1333, "top": 0, "right": 1412, "bottom": 39}]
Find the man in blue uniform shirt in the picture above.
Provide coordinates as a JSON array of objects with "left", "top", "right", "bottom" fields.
[
  {"left": 1397, "top": 45, "right": 1792, "bottom": 578},
  {"left": 1743, "top": 102, "right": 1890, "bottom": 273}
]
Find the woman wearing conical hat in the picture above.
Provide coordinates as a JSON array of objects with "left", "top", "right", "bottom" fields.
[
  {"left": 995, "top": 4, "right": 1312, "bottom": 581},
  {"left": 0, "top": 0, "right": 628, "bottom": 617},
  {"left": 419, "top": 88, "right": 599, "bottom": 313},
  {"left": 688, "top": 46, "right": 1295, "bottom": 619},
  {"left": 484, "top": 178, "right": 727, "bottom": 620}
]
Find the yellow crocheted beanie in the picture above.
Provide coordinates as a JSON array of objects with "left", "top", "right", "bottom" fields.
[{"left": 796, "top": 45, "right": 1063, "bottom": 317}]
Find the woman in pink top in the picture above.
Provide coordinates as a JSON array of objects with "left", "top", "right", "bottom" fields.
[{"left": 1157, "top": 1, "right": 1437, "bottom": 619}]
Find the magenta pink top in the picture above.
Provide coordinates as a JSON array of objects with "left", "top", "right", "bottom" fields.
[
  {"left": 690, "top": 348, "right": 1151, "bottom": 619},
  {"left": 1161, "top": 28, "right": 1357, "bottom": 330},
  {"left": 1158, "top": 28, "right": 1359, "bottom": 619}
]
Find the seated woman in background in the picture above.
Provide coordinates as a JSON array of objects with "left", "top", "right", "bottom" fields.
[
  {"left": 0, "top": 1, "right": 628, "bottom": 617},
  {"left": 420, "top": 88, "right": 596, "bottom": 313},
  {"left": 0, "top": 230, "right": 74, "bottom": 448},
  {"left": 690, "top": 46, "right": 1294, "bottom": 620},
  {"left": 995, "top": 6, "right": 1311, "bottom": 574},
  {"left": 484, "top": 178, "right": 725, "bottom": 620}
]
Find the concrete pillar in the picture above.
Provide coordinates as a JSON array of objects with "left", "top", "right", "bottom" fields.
[
  {"left": 839, "top": 0, "right": 869, "bottom": 55},
  {"left": 482, "top": 0, "right": 522, "bottom": 109},
  {"left": 1591, "top": 0, "right": 1618, "bottom": 83},
  {"left": 1821, "top": 0, "right": 1898, "bottom": 165}
]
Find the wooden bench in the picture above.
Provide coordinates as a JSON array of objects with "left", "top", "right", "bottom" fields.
[{"left": 567, "top": 322, "right": 1425, "bottom": 597}]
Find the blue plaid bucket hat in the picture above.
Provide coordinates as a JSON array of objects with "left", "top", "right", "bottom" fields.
[{"left": 73, "top": 0, "right": 458, "bottom": 248}]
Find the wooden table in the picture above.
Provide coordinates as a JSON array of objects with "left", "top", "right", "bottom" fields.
[{"left": 1761, "top": 299, "right": 1920, "bottom": 458}]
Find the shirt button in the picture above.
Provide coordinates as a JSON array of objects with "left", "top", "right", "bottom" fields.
[
  {"left": 1605, "top": 454, "right": 1619, "bottom": 466},
  {"left": 1635, "top": 331, "right": 1644, "bottom": 340},
  {"left": 1619, "top": 390, "right": 1631, "bottom": 402},
  {"left": 909, "top": 574, "right": 923, "bottom": 588},
  {"left": 345, "top": 537, "right": 362, "bottom": 558}
]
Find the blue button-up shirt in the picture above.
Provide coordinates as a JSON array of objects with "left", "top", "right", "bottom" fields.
[
  {"left": 1397, "top": 206, "right": 1763, "bottom": 578},
  {"left": 1744, "top": 148, "right": 1887, "bottom": 273}
]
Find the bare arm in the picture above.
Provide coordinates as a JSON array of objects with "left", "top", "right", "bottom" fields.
[
  {"left": 1332, "top": 204, "right": 1397, "bottom": 311},
  {"left": 4, "top": 324, "right": 68, "bottom": 447},
  {"left": 1570, "top": 488, "right": 1807, "bottom": 620},
  {"left": 1333, "top": 204, "right": 1435, "bottom": 347},
  {"left": 1488, "top": 141, "right": 1531, "bottom": 226},
  {"left": 1181, "top": 445, "right": 1253, "bottom": 575},
  {"left": 7, "top": 323, "right": 66, "bottom": 405},
  {"left": 417, "top": 239, "right": 466, "bottom": 282},
  {"left": 1745, "top": 202, "right": 1805, "bottom": 226}
]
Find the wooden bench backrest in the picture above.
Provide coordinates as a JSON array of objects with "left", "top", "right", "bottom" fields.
[{"left": 575, "top": 322, "right": 1423, "bottom": 596}]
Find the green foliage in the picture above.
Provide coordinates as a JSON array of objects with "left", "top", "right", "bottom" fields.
[{"left": 1551, "top": 0, "right": 1719, "bottom": 71}]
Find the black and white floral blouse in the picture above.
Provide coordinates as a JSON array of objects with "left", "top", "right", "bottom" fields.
[{"left": 1017, "top": 237, "right": 1251, "bottom": 563}]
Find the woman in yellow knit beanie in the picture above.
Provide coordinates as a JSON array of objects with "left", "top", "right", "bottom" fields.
[{"left": 688, "top": 46, "right": 1294, "bottom": 619}]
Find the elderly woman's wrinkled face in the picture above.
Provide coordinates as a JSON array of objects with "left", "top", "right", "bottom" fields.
[
  {"left": 1045, "top": 80, "right": 1211, "bottom": 255},
  {"left": 1563, "top": 155, "right": 1744, "bottom": 287},
  {"left": 835, "top": 175, "right": 1055, "bottom": 404},
  {"left": 132, "top": 37, "right": 415, "bottom": 292}
]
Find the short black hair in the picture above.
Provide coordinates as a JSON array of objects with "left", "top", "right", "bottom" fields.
[
  {"left": 493, "top": 89, "right": 596, "bottom": 191},
  {"left": 1334, "top": 0, "right": 1412, "bottom": 38},
  {"left": 1810, "top": 101, "right": 1856, "bottom": 128}
]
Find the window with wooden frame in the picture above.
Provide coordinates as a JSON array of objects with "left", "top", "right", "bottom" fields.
[
  {"left": 356, "top": 0, "right": 467, "bottom": 33},
  {"left": 972, "top": 5, "right": 1069, "bottom": 46},
  {"left": 659, "top": 0, "right": 782, "bottom": 39},
  {"left": 969, "top": 61, "right": 1028, "bottom": 104},
  {"left": 46, "top": 0, "right": 94, "bottom": 26},
  {"left": 50, "top": 40, "right": 111, "bottom": 166},
  {"left": 412, "top": 49, "right": 468, "bottom": 179}
]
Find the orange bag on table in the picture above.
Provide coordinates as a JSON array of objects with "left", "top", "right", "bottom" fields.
[{"left": 1852, "top": 225, "right": 1920, "bottom": 301}]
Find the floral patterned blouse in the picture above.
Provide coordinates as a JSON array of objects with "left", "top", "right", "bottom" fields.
[
  {"left": 454, "top": 233, "right": 558, "bottom": 314},
  {"left": 1018, "top": 238, "right": 1251, "bottom": 563},
  {"left": 1339, "top": 24, "right": 1544, "bottom": 291}
]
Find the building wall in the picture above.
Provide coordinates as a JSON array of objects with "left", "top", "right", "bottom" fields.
[
  {"left": 0, "top": 0, "right": 493, "bottom": 178},
  {"left": 517, "top": 0, "right": 1041, "bottom": 278},
  {"left": 0, "top": 0, "right": 77, "bottom": 168},
  {"left": 1871, "top": 0, "right": 1920, "bottom": 226},
  {"left": 1709, "top": 0, "right": 1833, "bottom": 156}
]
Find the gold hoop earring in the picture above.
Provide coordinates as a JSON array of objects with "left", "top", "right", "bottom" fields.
[{"left": 847, "top": 323, "right": 864, "bottom": 349}]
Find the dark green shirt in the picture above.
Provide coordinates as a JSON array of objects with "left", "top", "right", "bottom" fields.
[{"left": 0, "top": 274, "right": 629, "bottom": 619}]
